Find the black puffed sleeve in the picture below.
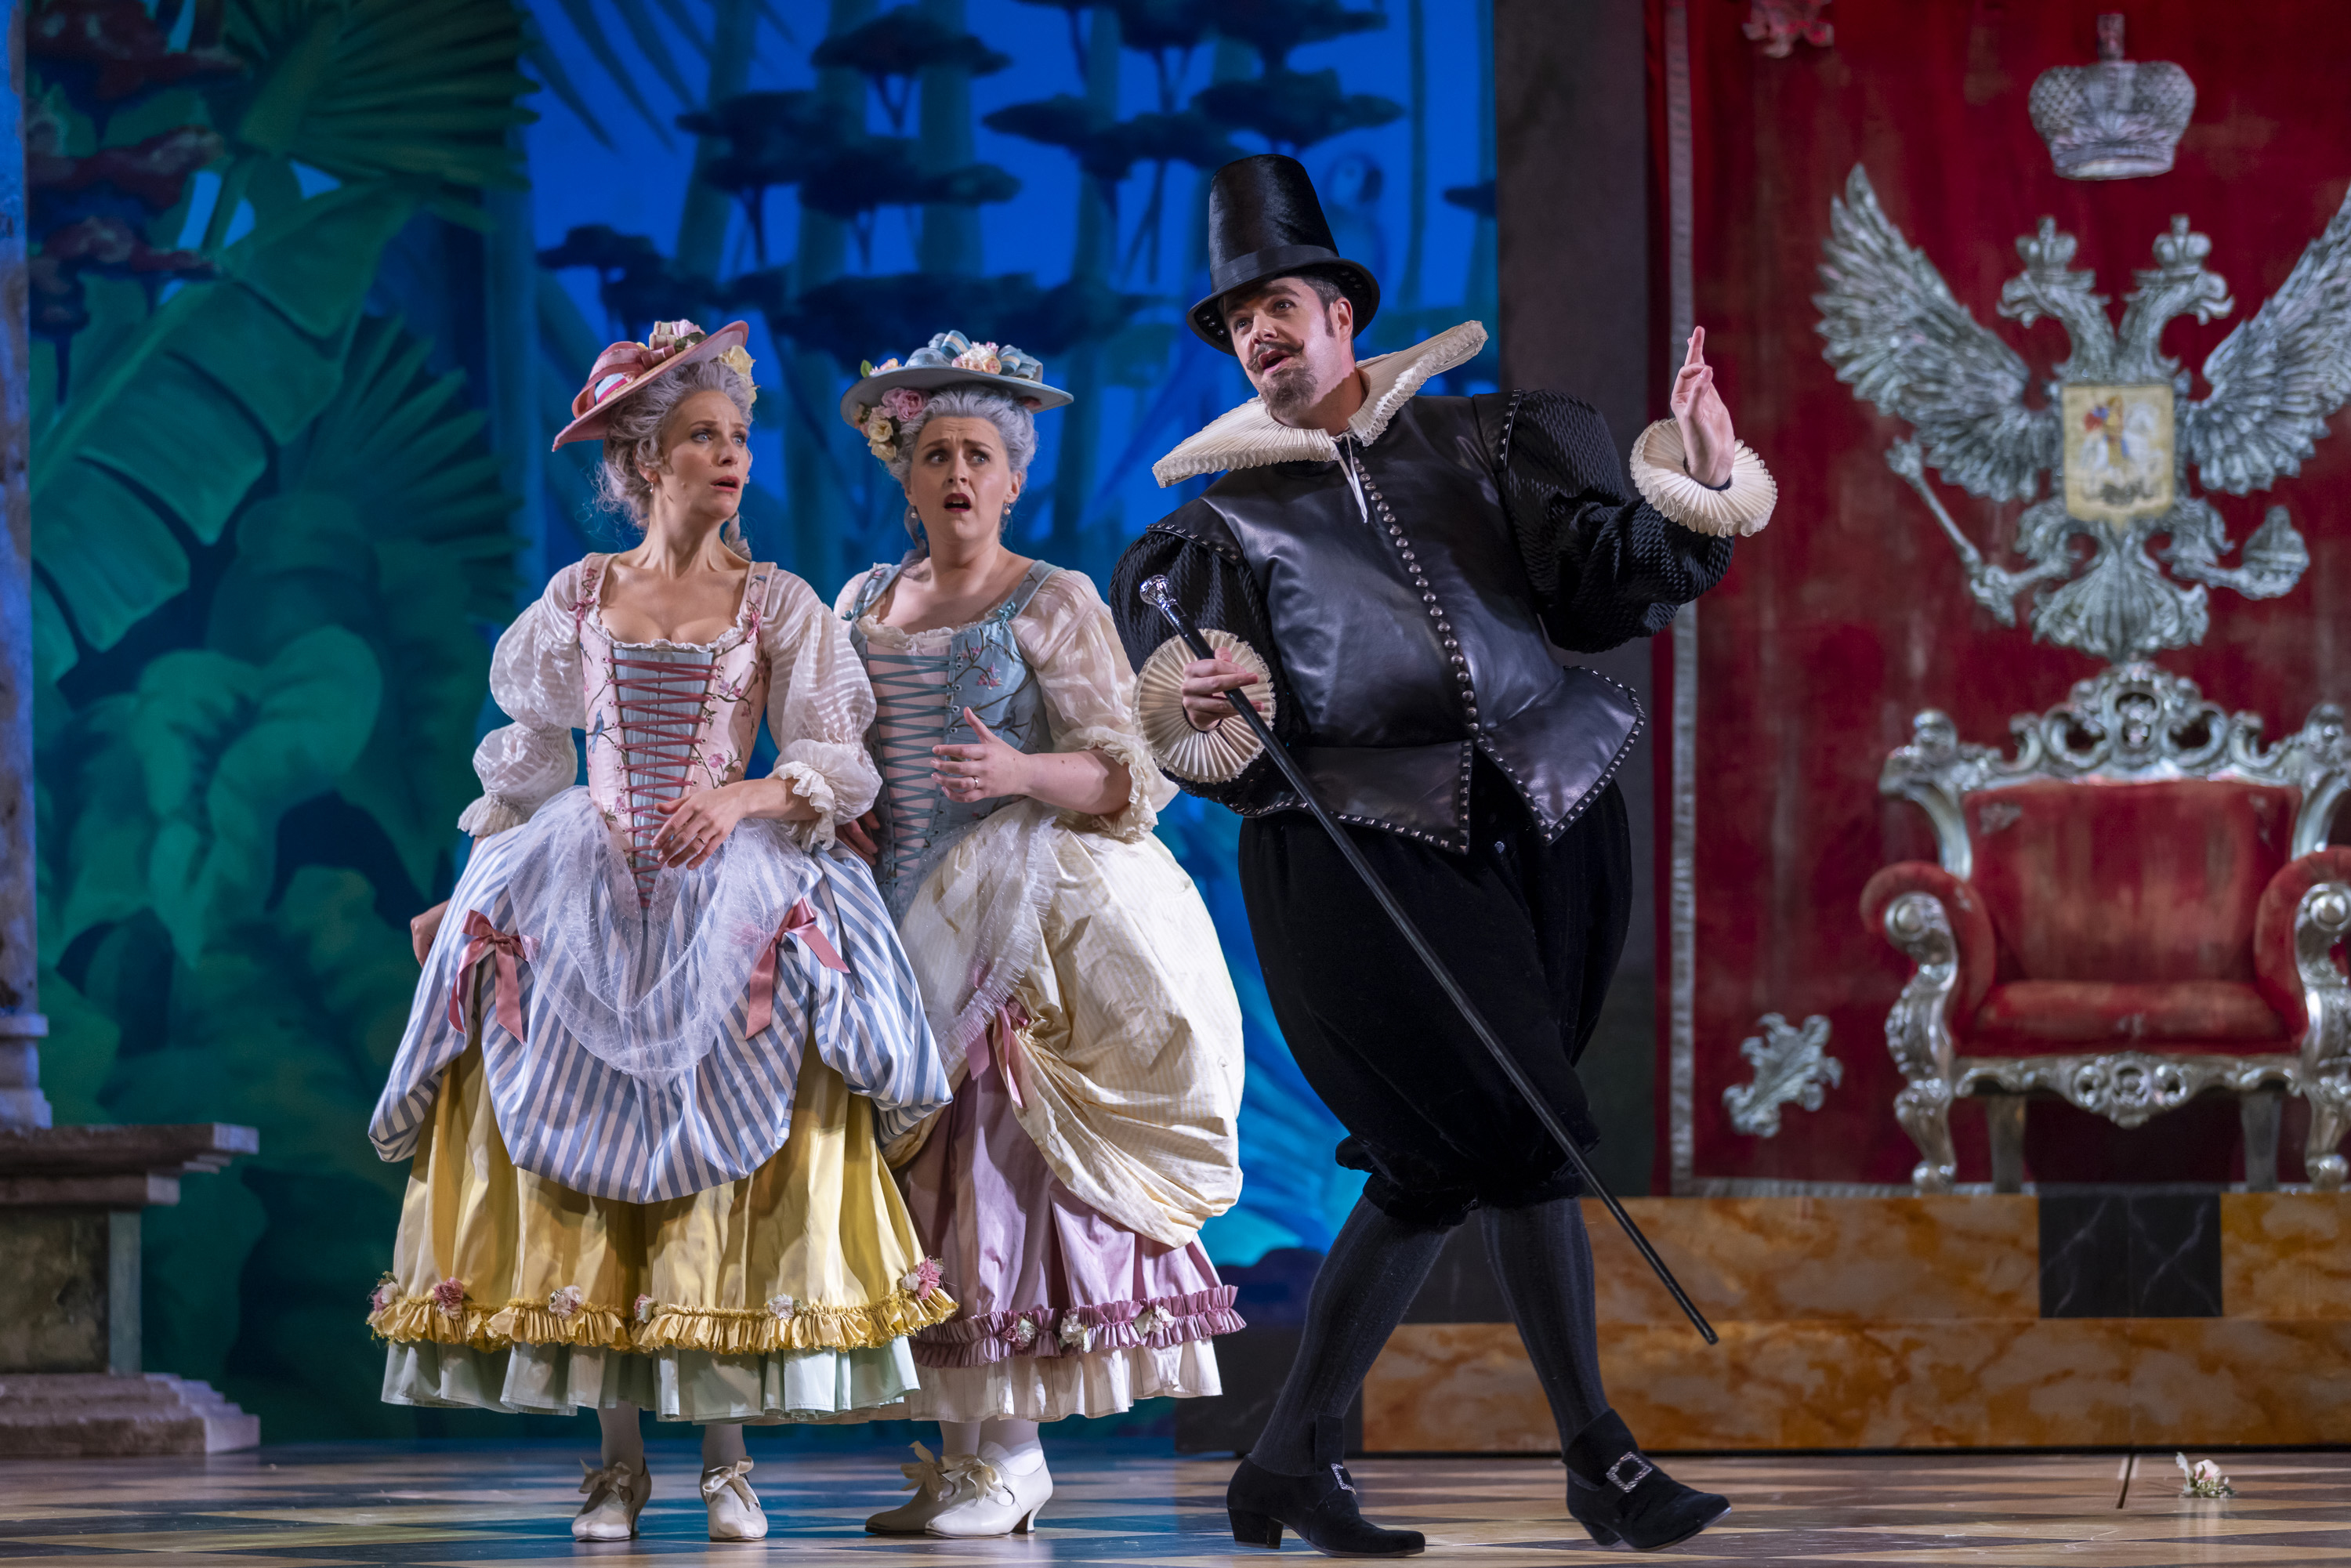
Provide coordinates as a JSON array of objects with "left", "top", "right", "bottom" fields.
[
  {"left": 1108, "top": 506, "right": 1298, "bottom": 815},
  {"left": 1476, "top": 389, "right": 1734, "bottom": 654}
]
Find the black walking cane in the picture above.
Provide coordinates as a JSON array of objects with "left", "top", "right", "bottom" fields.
[{"left": 1140, "top": 577, "right": 1718, "bottom": 1346}]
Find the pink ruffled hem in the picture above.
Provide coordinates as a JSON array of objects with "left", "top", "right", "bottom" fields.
[{"left": 911, "top": 1285, "right": 1243, "bottom": 1370}]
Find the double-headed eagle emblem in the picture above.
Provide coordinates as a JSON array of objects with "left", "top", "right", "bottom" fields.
[{"left": 1815, "top": 167, "right": 2351, "bottom": 663}]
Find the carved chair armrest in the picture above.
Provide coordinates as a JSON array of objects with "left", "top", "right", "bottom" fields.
[
  {"left": 1859, "top": 862, "right": 1996, "bottom": 1022},
  {"left": 2254, "top": 847, "right": 2351, "bottom": 1190},
  {"left": 2253, "top": 847, "right": 2351, "bottom": 1035}
]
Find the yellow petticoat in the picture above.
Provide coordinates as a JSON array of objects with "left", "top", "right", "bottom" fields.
[{"left": 368, "top": 1037, "right": 954, "bottom": 1422}]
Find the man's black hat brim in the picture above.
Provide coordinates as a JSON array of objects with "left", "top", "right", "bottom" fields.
[{"left": 1187, "top": 154, "right": 1382, "bottom": 353}]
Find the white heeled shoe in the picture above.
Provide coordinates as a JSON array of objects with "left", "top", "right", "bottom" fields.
[
  {"left": 701, "top": 1458, "right": 769, "bottom": 1541},
  {"left": 865, "top": 1442, "right": 971, "bottom": 1534},
  {"left": 572, "top": 1457, "right": 651, "bottom": 1541},
  {"left": 924, "top": 1442, "right": 1053, "bottom": 1537}
]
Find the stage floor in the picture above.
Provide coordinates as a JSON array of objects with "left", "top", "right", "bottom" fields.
[{"left": 2, "top": 1442, "right": 2346, "bottom": 1564}]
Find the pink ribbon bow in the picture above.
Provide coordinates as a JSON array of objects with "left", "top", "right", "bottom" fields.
[
  {"left": 448, "top": 911, "right": 538, "bottom": 1042},
  {"left": 968, "top": 999, "right": 1031, "bottom": 1109},
  {"left": 744, "top": 898, "right": 850, "bottom": 1037}
]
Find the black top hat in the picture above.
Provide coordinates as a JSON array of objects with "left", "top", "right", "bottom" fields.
[{"left": 1187, "top": 154, "right": 1381, "bottom": 353}]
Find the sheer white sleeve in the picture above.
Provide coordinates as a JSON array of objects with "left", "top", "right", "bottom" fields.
[
  {"left": 1017, "top": 570, "right": 1176, "bottom": 841},
  {"left": 460, "top": 564, "right": 587, "bottom": 838},
  {"left": 761, "top": 571, "right": 881, "bottom": 851}
]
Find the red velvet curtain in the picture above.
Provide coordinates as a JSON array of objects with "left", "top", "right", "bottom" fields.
[{"left": 1647, "top": 0, "right": 2351, "bottom": 1188}]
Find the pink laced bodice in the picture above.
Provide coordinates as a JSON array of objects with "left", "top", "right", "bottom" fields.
[{"left": 575, "top": 556, "right": 772, "bottom": 903}]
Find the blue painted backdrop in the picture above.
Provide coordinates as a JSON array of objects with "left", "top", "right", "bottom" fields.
[{"left": 25, "top": 0, "right": 1494, "bottom": 1439}]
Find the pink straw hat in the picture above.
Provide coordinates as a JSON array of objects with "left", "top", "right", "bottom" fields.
[{"left": 550, "top": 318, "right": 754, "bottom": 451}]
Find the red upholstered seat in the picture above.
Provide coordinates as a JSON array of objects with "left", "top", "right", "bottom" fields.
[
  {"left": 1969, "top": 980, "right": 2289, "bottom": 1052},
  {"left": 1956, "top": 780, "right": 2301, "bottom": 1054}
]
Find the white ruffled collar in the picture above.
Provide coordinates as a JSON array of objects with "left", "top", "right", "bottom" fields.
[{"left": 1150, "top": 320, "right": 1488, "bottom": 487}]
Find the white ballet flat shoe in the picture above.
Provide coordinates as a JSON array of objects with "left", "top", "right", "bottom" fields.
[
  {"left": 866, "top": 1442, "right": 971, "bottom": 1534},
  {"left": 924, "top": 1442, "right": 1052, "bottom": 1538},
  {"left": 701, "top": 1458, "right": 768, "bottom": 1541},
  {"left": 572, "top": 1457, "right": 650, "bottom": 1541}
]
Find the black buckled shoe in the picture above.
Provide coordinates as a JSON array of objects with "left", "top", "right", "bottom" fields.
[
  {"left": 1226, "top": 1417, "right": 1425, "bottom": 1556},
  {"left": 1564, "top": 1409, "right": 1729, "bottom": 1551}
]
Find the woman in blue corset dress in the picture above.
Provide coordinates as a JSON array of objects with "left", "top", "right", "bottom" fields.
[{"left": 831, "top": 335, "right": 1248, "bottom": 1538}]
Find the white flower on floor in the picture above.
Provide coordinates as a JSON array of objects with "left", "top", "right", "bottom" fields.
[
  {"left": 547, "top": 1285, "right": 585, "bottom": 1320},
  {"left": 767, "top": 1294, "right": 796, "bottom": 1319},
  {"left": 634, "top": 1294, "right": 657, "bottom": 1322},
  {"left": 1008, "top": 1315, "right": 1038, "bottom": 1349},
  {"left": 1131, "top": 1304, "right": 1164, "bottom": 1339},
  {"left": 1056, "top": 1313, "right": 1096, "bottom": 1353},
  {"left": 2176, "top": 1454, "right": 2235, "bottom": 1497}
]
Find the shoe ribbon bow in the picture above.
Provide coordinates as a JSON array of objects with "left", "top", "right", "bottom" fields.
[
  {"left": 578, "top": 1458, "right": 638, "bottom": 1508},
  {"left": 701, "top": 1457, "right": 759, "bottom": 1507}
]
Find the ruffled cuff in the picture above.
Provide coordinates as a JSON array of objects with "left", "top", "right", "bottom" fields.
[
  {"left": 773, "top": 738, "right": 880, "bottom": 853},
  {"left": 1629, "top": 418, "right": 1776, "bottom": 538},
  {"left": 1135, "top": 632, "right": 1276, "bottom": 785},
  {"left": 455, "top": 792, "right": 528, "bottom": 839},
  {"left": 1055, "top": 723, "right": 1173, "bottom": 841}
]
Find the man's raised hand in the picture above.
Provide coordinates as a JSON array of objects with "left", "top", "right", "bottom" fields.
[{"left": 1670, "top": 326, "right": 1737, "bottom": 487}]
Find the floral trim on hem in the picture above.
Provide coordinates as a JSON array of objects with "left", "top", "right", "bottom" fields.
[
  {"left": 632, "top": 1284, "right": 958, "bottom": 1356},
  {"left": 911, "top": 1285, "right": 1241, "bottom": 1369},
  {"left": 485, "top": 1297, "right": 634, "bottom": 1349},
  {"left": 367, "top": 1291, "right": 506, "bottom": 1349}
]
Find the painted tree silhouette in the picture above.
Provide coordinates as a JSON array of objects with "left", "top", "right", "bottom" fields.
[
  {"left": 674, "top": 90, "right": 845, "bottom": 267},
  {"left": 810, "top": 5, "right": 1012, "bottom": 132}
]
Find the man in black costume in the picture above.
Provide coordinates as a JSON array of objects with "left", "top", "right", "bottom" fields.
[{"left": 1110, "top": 155, "right": 1774, "bottom": 1555}]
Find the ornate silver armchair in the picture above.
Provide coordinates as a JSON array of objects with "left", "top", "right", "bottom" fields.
[{"left": 1861, "top": 664, "right": 2351, "bottom": 1193}]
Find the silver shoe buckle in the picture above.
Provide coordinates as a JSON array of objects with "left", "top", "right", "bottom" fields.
[{"left": 1605, "top": 1452, "right": 1654, "bottom": 1494}]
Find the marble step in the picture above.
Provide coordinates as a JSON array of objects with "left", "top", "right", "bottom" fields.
[{"left": 0, "top": 1373, "right": 259, "bottom": 1456}]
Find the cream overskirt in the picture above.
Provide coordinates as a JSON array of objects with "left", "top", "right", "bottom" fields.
[{"left": 886, "top": 803, "right": 1245, "bottom": 1251}]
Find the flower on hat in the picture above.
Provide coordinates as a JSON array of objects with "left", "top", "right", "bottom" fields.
[
  {"left": 715, "top": 342, "right": 758, "bottom": 407},
  {"left": 647, "top": 319, "right": 706, "bottom": 356},
  {"left": 880, "top": 386, "right": 927, "bottom": 422},
  {"left": 863, "top": 406, "right": 897, "bottom": 460},
  {"left": 951, "top": 340, "right": 1004, "bottom": 375}
]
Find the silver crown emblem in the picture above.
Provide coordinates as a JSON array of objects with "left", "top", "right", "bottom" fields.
[{"left": 2028, "top": 15, "right": 2194, "bottom": 181}]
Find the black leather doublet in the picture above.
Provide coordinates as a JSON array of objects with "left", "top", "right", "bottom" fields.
[{"left": 1150, "top": 394, "right": 1642, "bottom": 849}]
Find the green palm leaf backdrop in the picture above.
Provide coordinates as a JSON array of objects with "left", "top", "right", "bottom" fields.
[{"left": 29, "top": 0, "right": 534, "bottom": 1436}]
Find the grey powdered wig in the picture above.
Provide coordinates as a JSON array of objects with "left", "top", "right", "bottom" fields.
[
  {"left": 886, "top": 386, "right": 1038, "bottom": 485},
  {"left": 593, "top": 357, "right": 755, "bottom": 541}
]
